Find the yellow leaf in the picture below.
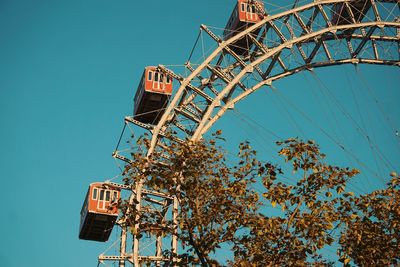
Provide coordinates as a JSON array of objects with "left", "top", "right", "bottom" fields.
[
  {"left": 336, "top": 186, "right": 345, "bottom": 194},
  {"left": 271, "top": 200, "right": 276, "bottom": 208}
]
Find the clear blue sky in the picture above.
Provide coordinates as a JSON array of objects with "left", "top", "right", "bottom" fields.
[{"left": 0, "top": 0, "right": 398, "bottom": 266}]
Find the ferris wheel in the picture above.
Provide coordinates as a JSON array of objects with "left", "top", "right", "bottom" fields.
[{"left": 79, "top": 0, "right": 400, "bottom": 266}]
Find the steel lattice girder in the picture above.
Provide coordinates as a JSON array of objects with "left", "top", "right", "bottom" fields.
[{"left": 147, "top": 0, "right": 399, "bottom": 155}]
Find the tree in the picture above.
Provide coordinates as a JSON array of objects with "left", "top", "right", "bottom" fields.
[
  {"left": 122, "top": 133, "right": 399, "bottom": 266},
  {"left": 124, "top": 132, "right": 262, "bottom": 266},
  {"left": 338, "top": 172, "right": 400, "bottom": 266},
  {"left": 232, "top": 139, "right": 359, "bottom": 266}
]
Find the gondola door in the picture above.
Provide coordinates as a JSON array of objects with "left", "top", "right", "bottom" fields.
[
  {"left": 246, "top": 4, "right": 256, "bottom": 21},
  {"left": 153, "top": 72, "right": 165, "bottom": 92},
  {"left": 97, "top": 189, "right": 108, "bottom": 211},
  {"left": 153, "top": 72, "right": 160, "bottom": 90}
]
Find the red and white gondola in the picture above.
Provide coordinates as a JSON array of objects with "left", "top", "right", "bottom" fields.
[{"left": 79, "top": 183, "right": 120, "bottom": 242}]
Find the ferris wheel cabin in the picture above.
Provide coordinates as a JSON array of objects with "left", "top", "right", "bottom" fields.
[
  {"left": 133, "top": 66, "right": 173, "bottom": 124},
  {"left": 79, "top": 183, "right": 120, "bottom": 242},
  {"left": 331, "top": 1, "right": 371, "bottom": 26},
  {"left": 223, "top": 0, "right": 265, "bottom": 55}
]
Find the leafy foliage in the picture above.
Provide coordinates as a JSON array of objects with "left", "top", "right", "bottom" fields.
[
  {"left": 121, "top": 133, "right": 399, "bottom": 266},
  {"left": 232, "top": 139, "right": 359, "bottom": 266},
  {"left": 338, "top": 172, "right": 400, "bottom": 266}
]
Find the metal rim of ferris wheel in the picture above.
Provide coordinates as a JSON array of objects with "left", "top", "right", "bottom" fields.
[
  {"left": 119, "top": 0, "right": 400, "bottom": 157},
  {"left": 105, "top": 0, "right": 400, "bottom": 265}
]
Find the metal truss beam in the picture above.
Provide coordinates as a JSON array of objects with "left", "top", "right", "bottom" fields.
[{"left": 148, "top": 0, "right": 400, "bottom": 154}]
